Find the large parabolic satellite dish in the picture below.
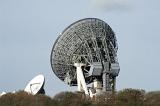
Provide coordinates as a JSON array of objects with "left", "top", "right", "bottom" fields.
[{"left": 51, "top": 18, "right": 120, "bottom": 95}]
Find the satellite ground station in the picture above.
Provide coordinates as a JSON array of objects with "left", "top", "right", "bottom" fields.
[
  {"left": 24, "top": 74, "right": 45, "bottom": 95},
  {"left": 50, "top": 18, "right": 120, "bottom": 97}
]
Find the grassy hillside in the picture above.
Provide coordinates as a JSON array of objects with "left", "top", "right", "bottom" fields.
[{"left": 0, "top": 89, "right": 160, "bottom": 106}]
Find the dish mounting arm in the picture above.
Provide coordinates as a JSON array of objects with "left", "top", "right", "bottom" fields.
[{"left": 74, "top": 63, "right": 89, "bottom": 95}]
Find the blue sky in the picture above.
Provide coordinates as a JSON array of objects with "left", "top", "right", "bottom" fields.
[{"left": 0, "top": 0, "right": 160, "bottom": 96}]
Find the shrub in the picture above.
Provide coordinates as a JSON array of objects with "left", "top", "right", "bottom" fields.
[
  {"left": 144, "top": 91, "right": 160, "bottom": 106},
  {"left": 1, "top": 89, "right": 160, "bottom": 106},
  {"left": 116, "top": 88, "right": 145, "bottom": 106}
]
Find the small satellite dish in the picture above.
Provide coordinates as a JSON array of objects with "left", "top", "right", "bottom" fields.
[
  {"left": 0, "top": 91, "right": 6, "bottom": 97},
  {"left": 24, "top": 74, "right": 45, "bottom": 95},
  {"left": 12, "top": 91, "right": 16, "bottom": 93}
]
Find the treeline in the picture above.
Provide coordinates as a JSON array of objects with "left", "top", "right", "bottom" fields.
[{"left": 0, "top": 89, "right": 160, "bottom": 106}]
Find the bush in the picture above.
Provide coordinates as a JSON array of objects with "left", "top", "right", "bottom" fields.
[
  {"left": 1, "top": 89, "right": 160, "bottom": 106},
  {"left": 0, "top": 91, "right": 52, "bottom": 106},
  {"left": 54, "top": 91, "right": 91, "bottom": 106},
  {"left": 116, "top": 88, "right": 145, "bottom": 106},
  {"left": 0, "top": 91, "right": 34, "bottom": 106},
  {"left": 144, "top": 91, "right": 160, "bottom": 106}
]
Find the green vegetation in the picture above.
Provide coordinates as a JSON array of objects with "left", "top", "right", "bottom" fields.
[{"left": 0, "top": 89, "right": 160, "bottom": 106}]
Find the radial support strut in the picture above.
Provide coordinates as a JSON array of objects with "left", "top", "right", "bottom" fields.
[{"left": 74, "top": 63, "right": 89, "bottom": 95}]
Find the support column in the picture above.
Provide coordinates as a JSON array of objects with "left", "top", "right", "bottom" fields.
[
  {"left": 102, "top": 62, "right": 111, "bottom": 91},
  {"left": 106, "top": 74, "right": 111, "bottom": 91},
  {"left": 93, "top": 79, "right": 102, "bottom": 93},
  {"left": 102, "top": 72, "right": 107, "bottom": 91},
  {"left": 74, "top": 63, "right": 89, "bottom": 95},
  {"left": 112, "top": 77, "right": 116, "bottom": 93}
]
